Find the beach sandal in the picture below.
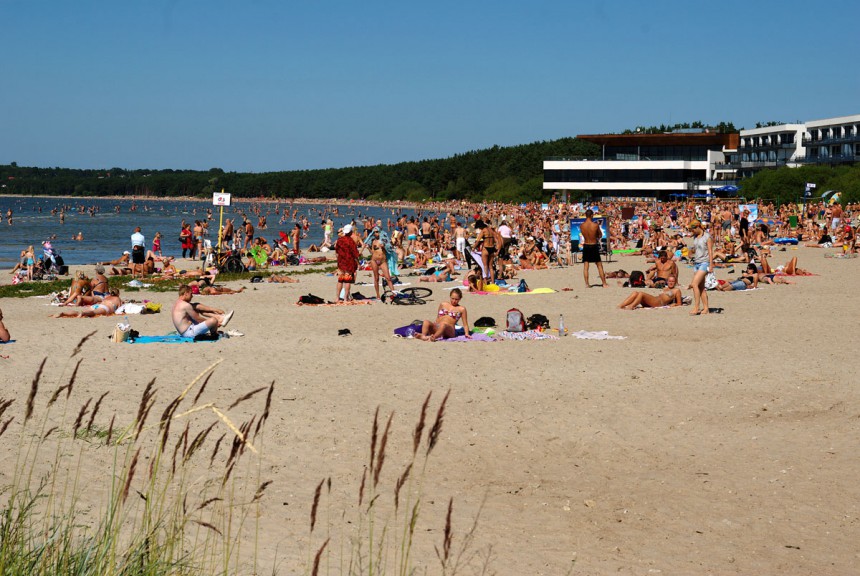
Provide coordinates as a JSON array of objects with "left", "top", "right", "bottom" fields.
[
  {"left": 338, "top": 328, "right": 352, "bottom": 337},
  {"left": 220, "top": 310, "right": 234, "bottom": 327}
]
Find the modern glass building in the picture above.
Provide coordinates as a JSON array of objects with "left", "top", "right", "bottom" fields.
[{"left": 543, "top": 132, "right": 739, "bottom": 200}]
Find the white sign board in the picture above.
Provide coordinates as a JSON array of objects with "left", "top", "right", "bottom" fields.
[{"left": 213, "top": 192, "right": 231, "bottom": 206}]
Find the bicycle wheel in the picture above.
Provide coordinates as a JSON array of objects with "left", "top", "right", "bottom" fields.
[
  {"left": 224, "top": 256, "right": 245, "bottom": 273},
  {"left": 401, "top": 287, "right": 432, "bottom": 299},
  {"left": 393, "top": 296, "right": 425, "bottom": 305}
]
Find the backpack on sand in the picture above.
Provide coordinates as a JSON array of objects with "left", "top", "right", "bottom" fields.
[
  {"left": 628, "top": 270, "right": 646, "bottom": 288},
  {"left": 506, "top": 308, "right": 526, "bottom": 332}
]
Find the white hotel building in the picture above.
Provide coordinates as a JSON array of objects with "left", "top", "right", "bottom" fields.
[
  {"left": 545, "top": 114, "right": 860, "bottom": 200},
  {"left": 543, "top": 131, "right": 739, "bottom": 200}
]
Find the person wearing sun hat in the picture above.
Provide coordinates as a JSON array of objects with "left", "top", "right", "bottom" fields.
[
  {"left": 335, "top": 223, "right": 359, "bottom": 302},
  {"left": 688, "top": 219, "right": 714, "bottom": 315}
]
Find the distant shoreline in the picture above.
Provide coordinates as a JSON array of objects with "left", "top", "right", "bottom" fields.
[{"left": 0, "top": 193, "right": 435, "bottom": 212}]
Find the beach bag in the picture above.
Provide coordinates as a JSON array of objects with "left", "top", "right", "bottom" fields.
[
  {"left": 112, "top": 323, "right": 130, "bottom": 343},
  {"left": 527, "top": 314, "right": 549, "bottom": 330},
  {"left": 516, "top": 278, "right": 529, "bottom": 293},
  {"left": 474, "top": 316, "right": 497, "bottom": 328},
  {"left": 629, "top": 270, "right": 646, "bottom": 287},
  {"left": 506, "top": 308, "right": 526, "bottom": 332},
  {"left": 393, "top": 320, "right": 423, "bottom": 338},
  {"left": 298, "top": 294, "right": 326, "bottom": 305},
  {"left": 704, "top": 272, "right": 718, "bottom": 290}
]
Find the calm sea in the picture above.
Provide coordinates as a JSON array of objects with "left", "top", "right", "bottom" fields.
[{"left": 0, "top": 196, "right": 431, "bottom": 269}]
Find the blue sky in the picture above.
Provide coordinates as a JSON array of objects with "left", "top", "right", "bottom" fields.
[{"left": 2, "top": 0, "right": 858, "bottom": 172}]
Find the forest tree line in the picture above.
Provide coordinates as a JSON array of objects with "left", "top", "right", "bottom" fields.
[
  {"left": 3, "top": 136, "right": 859, "bottom": 205},
  {"left": 0, "top": 138, "right": 598, "bottom": 203}
]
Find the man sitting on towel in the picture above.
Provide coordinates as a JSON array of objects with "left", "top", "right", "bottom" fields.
[{"left": 172, "top": 284, "right": 233, "bottom": 339}]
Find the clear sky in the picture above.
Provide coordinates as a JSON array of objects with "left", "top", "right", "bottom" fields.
[{"left": 2, "top": 0, "right": 858, "bottom": 172}]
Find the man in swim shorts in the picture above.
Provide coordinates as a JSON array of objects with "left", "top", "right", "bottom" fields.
[
  {"left": 172, "top": 284, "right": 233, "bottom": 338},
  {"left": 580, "top": 209, "right": 608, "bottom": 287}
]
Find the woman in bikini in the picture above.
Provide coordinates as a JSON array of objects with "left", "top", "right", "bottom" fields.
[
  {"left": 415, "top": 288, "right": 470, "bottom": 341},
  {"left": 369, "top": 229, "right": 394, "bottom": 300},
  {"left": 52, "top": 289, "right": 122, "bottom": 318},
  {"left": 477, "top": 224, "right": 499, "bottom": 283},
  {"left": 618, "top": 277, "right": 683, "bottom": 310}
]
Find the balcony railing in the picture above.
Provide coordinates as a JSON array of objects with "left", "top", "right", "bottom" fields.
[
  {"left": 802, "top": 133, "right": 860, "bottom": 146},
  {"left": 738, "top": 141, "right": 797, "bottom": 150},
  {"left": 794, "top": 154, "right": 859, "bottom": 164},
  {"left": 545, "top": 155, "right": 708, "bottom": 162}
]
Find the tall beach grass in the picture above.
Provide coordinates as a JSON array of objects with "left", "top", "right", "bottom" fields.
[{"left": 0, "top": 334, "right": 273, "bottom": 575}]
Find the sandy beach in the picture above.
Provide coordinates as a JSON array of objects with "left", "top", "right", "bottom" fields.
[{"left": 1, "top": 245, "right": 858, "bottom": 575}]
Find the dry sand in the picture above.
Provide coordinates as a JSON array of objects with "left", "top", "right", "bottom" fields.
[{"left": 1, "top": 246, "right": 858, "bottom": 575}]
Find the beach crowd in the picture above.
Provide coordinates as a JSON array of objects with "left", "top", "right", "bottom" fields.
[{"left": 3, "top": 196, "right": 859, "bottom": 339}]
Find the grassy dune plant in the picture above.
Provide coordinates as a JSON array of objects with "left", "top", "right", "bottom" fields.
[
  {"left": 0, "top": 334, "right": 274, "bottom": 575},
  {"left": 307, "top": 390, "right": 491, "bottom": 576}
]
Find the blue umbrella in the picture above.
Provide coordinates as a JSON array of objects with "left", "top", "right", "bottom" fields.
[{"left": 714, "top": 185, "right": 739, "bottom": 193}]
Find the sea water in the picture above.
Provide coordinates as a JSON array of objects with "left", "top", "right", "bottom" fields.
[{"left": 0, "top": 196, "right": 437, "bottom": 269}]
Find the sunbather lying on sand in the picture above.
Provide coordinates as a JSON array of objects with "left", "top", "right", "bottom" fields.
[
  {"left": 618, "top": 277, "right": 683, "bottom": 310},
  {"left": 52, "top": 289, "right": 122, "bottom": 318},
  {"left": 268, "top": 274, "right": 300, "bottom": 283}
]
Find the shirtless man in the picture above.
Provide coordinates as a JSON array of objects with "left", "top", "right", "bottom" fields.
[
  {"left": 100, "top": 252, "right": 131, "bottom": 267},
  {"left": 222, "top": 218, "right": 234, "bottom": 248},
  {"left": 580, "top": 209, "right": 608, "bottom": 287},
  {"left": 453, "top": 222, "right": 467, "bottom": 260},
  {"left": 290, "top": 223, "right": 301, "bottom": 255},
  {"left": 405, "top": 218, "right": 420, "bottom": 253},
  {"left": 171, "top": 284, "right": 233, "bottom": 338},
  {"left": 243, "top": 219, "right": 255, "bottom": 249},
  {"left": 646, "top": 251, "right": 678, "bottom": 287},
  {"left": 618, "top": 276, "right": 683, "bottom": 309}
]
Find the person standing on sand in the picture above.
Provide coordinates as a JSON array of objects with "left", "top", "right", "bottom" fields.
[
  {"left": 131, "top": 227, "right": 146, "bottom": 278},
  {"left": 688, "top": 219, "right": 714, "bottom": 315},
  {"left": 335, "top": 224, "right": 359, "bottom": 302},
  {"left": 580, "top": 209, "right": 608, "bottom": 287},
  {"left": 222, "top": 218, "right": 234, "bottom": 249}
]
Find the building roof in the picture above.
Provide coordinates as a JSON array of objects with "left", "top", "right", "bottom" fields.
[{"left": 578, "top": 132, "right": 738, "bottom": 148}]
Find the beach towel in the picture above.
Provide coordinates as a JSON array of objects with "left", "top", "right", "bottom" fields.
[
  {"left": 467, "top": 287, "right": 556, "bottom": 295},
  {"left": 127, "top": 333, "right": 222, "bottom": 344},
  {"left": 438, "top": 333, "right": 495, "bottom": 342},
  {"left": 296, "top": 300, "right": 374, "bottom": 307},
  {"left": 569, "top": 330, "right": 626, "bottom": 340},
  {"left": 497, "top": 330, "right": 559, "bottom": 341}
]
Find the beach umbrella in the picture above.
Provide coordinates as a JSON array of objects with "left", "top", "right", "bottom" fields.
[
  {"left": 822, "top": 190, "right": 842, "bottom": 204},
  {"left": 714, "top": 184, "right": 739, "bottom": 193},
  {"left": 754, "top": 217, "right": 779, "bottom": 227}
]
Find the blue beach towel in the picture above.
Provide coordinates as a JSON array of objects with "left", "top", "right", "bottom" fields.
[{"left": 127, "top": 334, "right": 221, "bottom": 344}]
